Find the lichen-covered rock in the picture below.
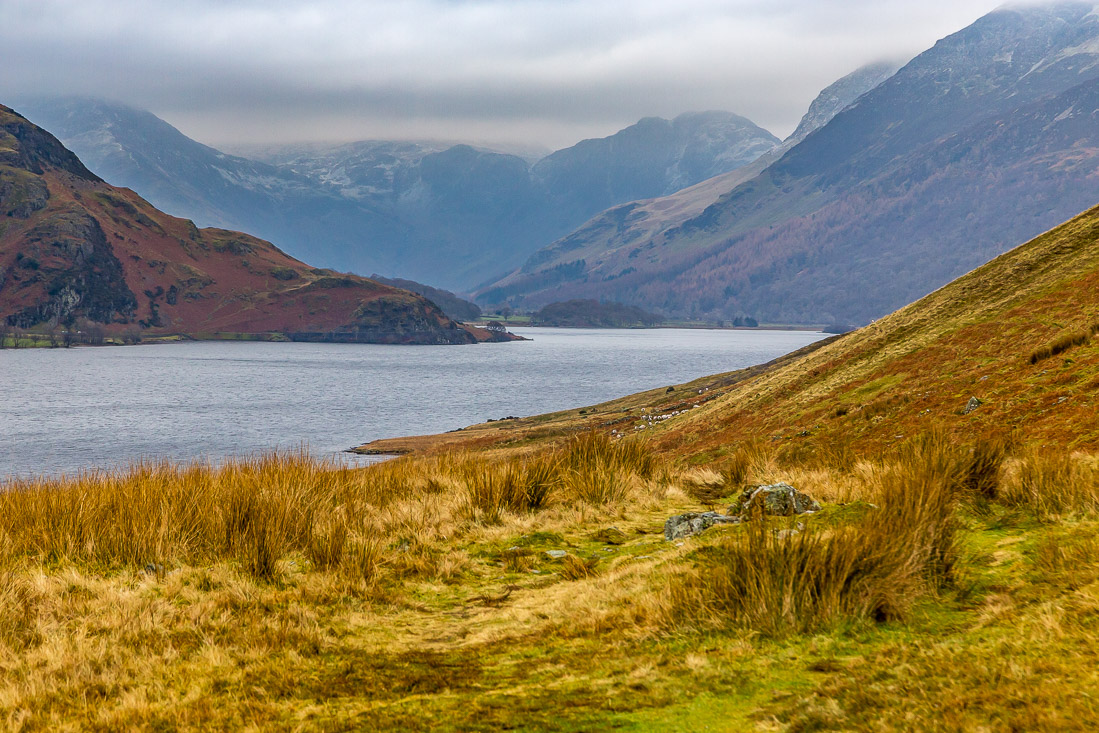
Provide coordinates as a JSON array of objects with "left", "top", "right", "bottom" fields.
[
  {"left": 664, "top": 511, "right": 740, "bottom": 541},
  {"left": 730, "top": 482, "right": 821, "bottom": 517}
]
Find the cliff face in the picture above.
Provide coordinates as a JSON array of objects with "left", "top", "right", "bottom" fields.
[{"left": 0, "top": 104, "right": 495, "bottom": 344}]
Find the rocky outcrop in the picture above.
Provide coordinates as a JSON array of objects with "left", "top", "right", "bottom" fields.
[
  {"left": 664, "top": 511, "right": 741, "bottom": 541},
  {"left": 665, "top": 483, "right": 821, "bottom": 540},
  {"left": 5, "top": 210, "right": 137, "bottom": 328},
  {"left": 730, "top": 483, "right": 822, "bottom": 517}
]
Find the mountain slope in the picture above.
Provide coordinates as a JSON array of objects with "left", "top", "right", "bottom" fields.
[
  {"left": 19, "top": 100, "right": 778, "bottom": 291},
  {"left": 479, "top": 61, "right": 901, "bottom": 306},
  {"left": 655, "top": 198, "right": 1099, "bottom": 457},
  {"left": 485, "top": 3, "right": 1099, "bottom": 324},
  {"left": 361, "top": 198, "right": 1099, "bottom": 457},
  {"left": 0, "top": 104, "right": 493, "bottom": 344}
]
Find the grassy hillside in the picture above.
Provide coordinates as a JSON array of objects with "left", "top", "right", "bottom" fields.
[{"left": 5, "top": 200, "right": 1099, "bottom": 729}]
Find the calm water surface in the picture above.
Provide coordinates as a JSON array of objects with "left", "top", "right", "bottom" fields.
[{"left": 0, "top": 328, "right": 824, "bottom": 478}]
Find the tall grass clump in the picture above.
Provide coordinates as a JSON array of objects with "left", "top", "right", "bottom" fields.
[
  {"left": 459, "top": 456, "right": 559, "bottom": 523},
  {"left": 720, "top": 439, "right": 770, "bottom": 489},
  {"left": 1000, "top": 450, "right": 1099, "bottom": 520},
  {"left": 557, "top": 432, "right": 657, "bottom": 505},
  {"left": 668, "top": 433, "right": 962, "bottom": 636},
  {"left": 961, "top": 436, "right": 1011, "bottom": 501}
]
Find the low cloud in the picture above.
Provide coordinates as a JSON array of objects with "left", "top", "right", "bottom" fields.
[{"left": 0, "top": 0, "right": 1005, "bottom": 148}]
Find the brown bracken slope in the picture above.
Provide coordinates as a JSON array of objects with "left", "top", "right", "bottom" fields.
[
  {"left": 359, "top": 200, "right": 1099, "bottom": 457},
  {"left": 0, "top": 104, "right": 504, "bottom": 344}
]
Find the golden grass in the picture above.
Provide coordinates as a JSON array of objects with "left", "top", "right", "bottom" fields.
[
  {"left": 1000, "top": 449, "right": 1099, "bottom": 519},
  {"left": 0, "top": 434, "right": 660, "bottom": 580},
  {"left": 3, "top": 432, "right": 1099, "bottom": 729},
  {"left": 1028, "top": 323, "right": 1099, "bottom": 364},
  {"left": 665, "top": 433, "right": 962, "bottom": 637}
]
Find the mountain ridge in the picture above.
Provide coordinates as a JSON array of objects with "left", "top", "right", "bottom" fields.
[
  {"left": 481, "top": 3, "right": 1099, "bottom": 324},
  {"left": 0, "top": 104, "right": 506, "bottom": 345},
  {"left": 16, "top": 101, "right": 779, "bottom": 292}
]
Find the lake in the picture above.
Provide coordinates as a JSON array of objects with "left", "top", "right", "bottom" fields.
[{"left": 0, "top": 328, "right": 825, "bottom": 478}]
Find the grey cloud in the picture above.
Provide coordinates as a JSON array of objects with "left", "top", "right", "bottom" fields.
[{"left": 0, "top": 0, "right": 1008, "bottom": 148}]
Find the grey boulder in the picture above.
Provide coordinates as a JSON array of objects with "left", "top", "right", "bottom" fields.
[
  {"left": 664, "top": 511, "right": 741, "bottom": 541},
  {"left": 731, "top": 482, "right": 821, "bottom": 517}
]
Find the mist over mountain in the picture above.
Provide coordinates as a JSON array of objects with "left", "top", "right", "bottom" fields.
[
  {"left": 15, "top": 101, "right": 779, "bottom": 293},
  {"left": 481, "top": 3, "right": 1099, "bottom": 325}
]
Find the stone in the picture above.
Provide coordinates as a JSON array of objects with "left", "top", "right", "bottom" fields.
[
  {"left": 664, "top": 511, "right": 740, "bottom": 541},
  {"left": 730, "top": 482, "right": 821, "bottom": 517},
  {"left": 545, "top": 550, "right": 567, "bottom": 559},
  {"left": 592, "top": 526, "right": 629, "bottom": 545},
  {"left": 963, "top": 397, "right": 982, "bottom": 414}
]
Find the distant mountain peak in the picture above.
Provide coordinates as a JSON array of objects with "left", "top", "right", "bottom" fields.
[{"left": 787, "top": 60, "right": 903, "bottom": 144}]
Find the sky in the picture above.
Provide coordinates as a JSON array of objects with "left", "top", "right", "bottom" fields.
[{"left": 0, "top": 0, "right": 1015, "bottom": 151}]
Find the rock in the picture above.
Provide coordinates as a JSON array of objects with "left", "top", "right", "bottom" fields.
[
  {"left": 545, "top": 550, "right": 568, "bottom": 559},
  {"left": 963, "top": 397, "right": 982, "bottom": 414},
  {"left": 592, "top": 527, "right": 629, "bottom": 545},
  {"left": 664, "top": 511, "right": 740, "bottom": 541},
  {"left": 666, "top": 386, "right": 675, "bottom": 393},
  {"left": 730, "top": 482, "right": 821, "bottom": 517}
]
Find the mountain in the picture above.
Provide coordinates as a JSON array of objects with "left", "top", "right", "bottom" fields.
[
  {"left": 0, "top": 104, "right": 501, "bottom": 344},
  {"left": 11, "top": 98, "right": 414, "bottom": 278},
  {"left": 528, "top": 111, "right": 778, "bottom": 229},
  {"left": 247, "top": 111, "right": 779, "bottom": 289},
  {"left": 477, "top": 60, "right": 901, "bottom": 307},
  {"left": 17, "top": 100, "right": 778, "bottom": 291},
  {"left": 786, "top": 60, "right": 901, "bottom": 144},
  {"left": 482, "top": 3, "right": 1099, "bottom": 325}
]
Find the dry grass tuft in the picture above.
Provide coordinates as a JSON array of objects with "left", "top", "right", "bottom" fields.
[
  {"left": 559, "top": 554, "right": 600, "bottom": 581},
  {"left": 1000, "top": 450, "right": 1099, "bottom": 519},
  {"left": 667, "top": 433, "right": 962, "bottom": 636},
  {"left": 961, "top": 436, "right": 1011, "bottom": 501}
]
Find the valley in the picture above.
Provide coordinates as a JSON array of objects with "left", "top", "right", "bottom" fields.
[{"left": 5, "top": 2, "right": 1099, "bottom": 730}]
